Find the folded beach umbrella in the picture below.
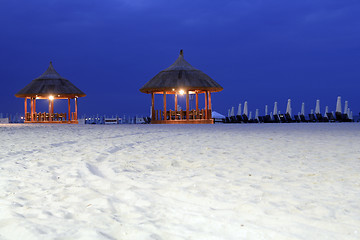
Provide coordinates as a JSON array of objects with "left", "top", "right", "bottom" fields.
[
  {"left": 265, "top": 105, "right": 268, "bottom": 116},
  {"left": 344, "top": 101, "right": 348, "bottom": 114},
  {"left": 273, "top": 102, "right": 278, "bottom": 115},
  {"left": 336, "top": 96, "right": 342, "bottom": 113},
  {"left": 237, "top": 104, "right": 242, "bottom": 116},
  {"left": 248, "top": 111, "right": 252, "bottom": 120},
  {"left": 315, "top": 100, "right": 320, "bottom": 114},
  {"left": 230, "top": 107, "right": 235, "bottom": 117},
  {"left": 286, "top": 99, "right": 292, "bottom": 116},
  {"left": 243, "top": 101, "right": 248, "bottom": 116},
  {"left": 301, "top": 102, "right": 305, "bottom": 115},
  {"left": 324, "top": 106, "right": 329, "bottom": 117},
  {"left": 255, "top": 109, "right": 259, "bottom": 120},
  {"left": 228, "top": 109, "right": 231, "bottom": 118}
]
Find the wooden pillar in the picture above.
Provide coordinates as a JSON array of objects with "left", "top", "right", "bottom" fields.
[
  {"left": 151, "top": 92, "right": 155, "bottom": 120},
  {"left": 204, "top": 92, "right": 208, "bottom": 119},
  {"left": 75, "top": 98, "right": 78, "bottom": 120},
  {"left": 34, "top": 98, "right": 36, "bottom": 115},
  {"left": 68, "top": 98, "right": 71, "bottom": 121},
  {"left": 48, "top": 99, "right": 52, "bottom": 122},
  {"left": 195, "top": 92, "right": 199, "bottom": 112},
  {"left": 30, "top": 98, "right": 34, "bottom": 121},
  {"left": 186, "top": 90, "right": 189, "bottom": 120},
  {"left": 163, "top": 91, "right": 167, "bottom": 120},
  {"left": 175, "top": 94, "right": 178, "bottom": 112},
  {"left": 24, "top": 98, "right": 27, "bottom": 121},
  {"left": 208, "top": 91, "right": 212, "bottom": 119}
]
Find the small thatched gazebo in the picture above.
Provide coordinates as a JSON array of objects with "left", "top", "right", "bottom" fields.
[
  {"left": 140, "top": 50, "right": 223, "bottom": 124},
  {"left": 15, "top": 62, "right": 86, "bottom": 123}
]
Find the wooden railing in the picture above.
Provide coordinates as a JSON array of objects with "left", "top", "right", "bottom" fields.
[
  {"left": 25, "top": 112, "right": 77, "bottom": 122},
  {"left": 152, "top": 109, "right": 212, "bottom": 121}
]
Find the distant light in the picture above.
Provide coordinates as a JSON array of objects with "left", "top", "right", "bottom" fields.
[
  {"left": 179, "top": 90, "right": 185, "bottom": 95},
  {"left": 49, "top": 96, "right": 54, "bottom": 100},
  {"left": 172, "top": 88, "right": 175, "bottom": 91}
]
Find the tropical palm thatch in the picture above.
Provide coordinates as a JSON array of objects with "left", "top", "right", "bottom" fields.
[
  {"left": 140, "top": 50, "right": 223, "bottom": 93},
  {"left": 15, "top": 62, "right": 86, "bottom": 98}
]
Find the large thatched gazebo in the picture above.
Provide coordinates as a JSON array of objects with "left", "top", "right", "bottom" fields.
[
  {"left": 140, "top": 50, "right": 223, "bottom": 124},
  {"left": 15, "top": 62, "right": 86, "bottom": 124}
]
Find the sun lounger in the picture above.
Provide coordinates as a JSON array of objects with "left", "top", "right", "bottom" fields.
[
  {"left": 294, "top": 115, "right": 300, "bottom": 122},
  {"left": 308, "top": 113, "right": 316, "bottom": 122},
  {"left": 242, "top": 114, "right": 249, "bottom": 123},
  {"left": 326, "top": 112, "right": 336, "bottom": 122},
  {"left": 279, "top": 114, "right": 286, "bottom": 123},
  {"left": 285, "top": 113, "right": 293, "bottom": 123},
  {"left": 273, "top": 114, "right": 280, "bottom": 123}
]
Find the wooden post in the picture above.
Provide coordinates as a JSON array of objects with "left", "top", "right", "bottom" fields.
[
  {"left": 204, "top": 92, "right": 208, "bottom": 119},
  {"left": 186, "top": 90, "right": 189, "bottom": 120},
  {"left": 24, "top": 98, "right": 27, "bottom": 121},
  {"left": 196, "top": 92, "right": 199, "bottom": 112},
  {"left": 49, "top": 99, "right": 52, "bottom": 122},
  {"left": 75, "top": 97, "right": 78, "bottom": 120},
  {"left": 163, "top": 91, "right": 167, "bottom": 120},
  {"left": 34, "top": 98, "right": 36, "bottom": 116},
  {"left": 30, "top": 98, "right": 34, "bottom": 121},
  {"left": 68, "top": 98, "right": 71, "bottom": 121},
  {"left": 151, "top": 93, "right": 155, "bottom": 121},
  {"left": 208, "top": 91, "right": 212, "bottom": 119},
  {"left": 175, "top": 93, "right": 178, "bottom": 112}
]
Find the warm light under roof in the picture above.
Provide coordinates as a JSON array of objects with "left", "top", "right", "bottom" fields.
[
  {"left": 49, "top": 95, "right": 54, "bottom": 100},
  {"left": 179, "top": 90, "right": 185, "bottom": 95}
]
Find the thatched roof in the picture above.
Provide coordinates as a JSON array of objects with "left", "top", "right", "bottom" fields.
[
  {"left": 140, "top": 50, "right": 223, "bottom": 93},
  {"left": 15, "top": 62, "right": 86, "bottom": 98}
]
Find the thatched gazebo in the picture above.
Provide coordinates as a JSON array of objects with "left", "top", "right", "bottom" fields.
[
  {"left": 15, "top": 62, "right": 86, "bottom": 124},
  {"left": 140, "top": 50, "right": 223, "bottom": 124}
]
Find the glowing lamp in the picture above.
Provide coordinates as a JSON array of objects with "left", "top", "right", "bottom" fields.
[
  {"left": 179, "top": 90, "right": 185, "bottom": 95},
  {"left": 49, "top": 95, "right": 54, "bottom": 100}
]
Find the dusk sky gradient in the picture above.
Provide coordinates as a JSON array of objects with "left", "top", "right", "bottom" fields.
[{"left": 1, "top": 0, "right": 359, "bottom": 117}]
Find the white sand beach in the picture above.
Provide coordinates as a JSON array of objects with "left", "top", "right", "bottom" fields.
[{"left": 0, "top": 123, "right": 359, "bottom": 239}]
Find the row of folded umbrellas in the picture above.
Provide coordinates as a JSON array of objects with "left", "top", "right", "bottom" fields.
[{"left": 226, "top": 96, "right": 354, "bottom": 122}]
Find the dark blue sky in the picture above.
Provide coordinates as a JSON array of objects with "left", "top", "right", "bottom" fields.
[{"left": 1, "top": 0, "right": 359, "bottom": 117}]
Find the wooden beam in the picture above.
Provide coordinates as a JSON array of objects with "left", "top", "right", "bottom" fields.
[
  {"left": 196, "top": 92, "right": 199, "bottom": 112},
  {"left": 151, "top": 92, "right": 155, "bottom": 120},
  {"left": 68, "top": 98, "right": 71, "bottom": 121},
  {"left": 204, "top": 92, "right": 208, "bottom": 119},
  {"left": 24, "top": 98, "right": 27, "bottom": 120},
  {"left": 75, "top": 98, "right": 78, "bottom": 120},
  {"left": 175, "top": 93, "right": 178, "bottom": 112},
  {"left": 48, "top": 99, "right": 52, "bottom": 122},
  {"left": 208, "top": 91, "right": 212, "bottom": 120},
  {"left": 30, "top": 98, "right": 34, "bottom": 121},
  {"left": 163, "top": 91, "right": 167, "bottom": 120},
  {"left": 186, "top": 90, "right": 189, "bottom": 120}
]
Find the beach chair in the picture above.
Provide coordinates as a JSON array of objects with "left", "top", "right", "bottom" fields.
[
  {"left": 294, "top": 115, "right": 300, "bottom": 122},
  {"left": 279, "top": 114, "right": 286, "bottom": 123},
  {"left": 273, "top": 114, "right": 280, "bottom": 123},
  {"left": 236, "top": 115, "right": 243, "bottom": 123},
  {"left": 285, "top": 113, "right": 293, "bottom": 123},
  {"left": 316, "top": 113, "right": 325, "bottom": 122},
  {"left": 258, "top": 116, "right": 265, "bottom": 123},
  {"left": 242, "top": 114, "right": 249, "bottom": 123},
  {"left": 335, "top": 112, "right": 343, "bottom": 122},
  {"left": 299, "top": 114, "right": 307, "bottom": 122},
  {"left": 264, "top": 115, "right": 272, "bottom": 123},
  {"left": 229, "top": 116, "right": 237, "bottom": 123},
  {"left": 308, "top": 113, "right": 316, "bottom": 122},
  {"left": 326, "top": 112, "right": 336, "bottom": 122}
]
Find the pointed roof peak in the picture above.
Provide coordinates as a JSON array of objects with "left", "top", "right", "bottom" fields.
[
  {"left": 164, "top": 49, "right": 198, "bottom": 71},
  {"left": 36, "top": 61, "right": 65, "bottom": 80}
]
